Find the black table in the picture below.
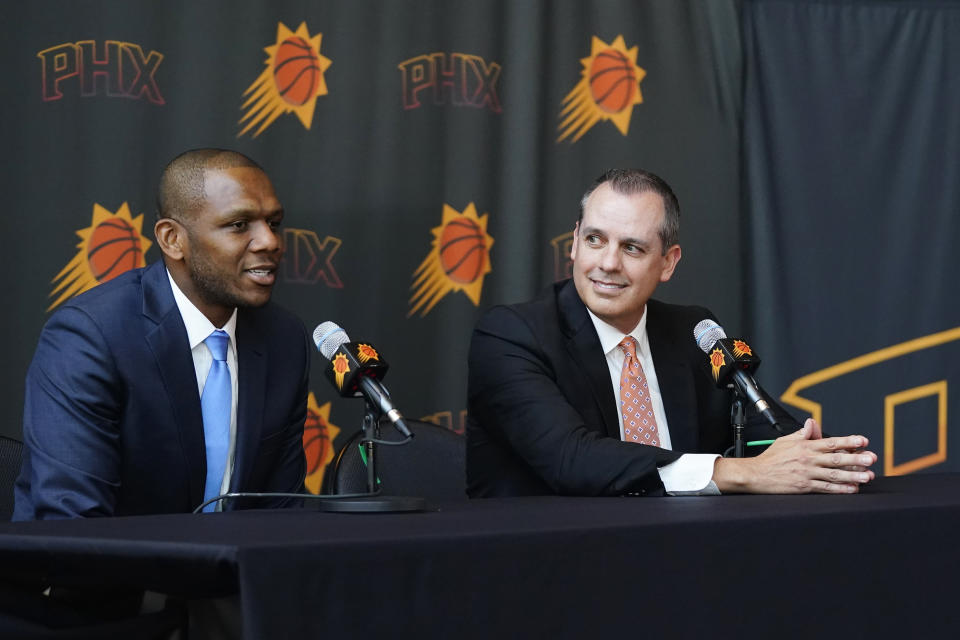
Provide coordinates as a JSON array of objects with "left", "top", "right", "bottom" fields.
[{"left": 1, "top": 474, "right": 958, "bottom": 638}]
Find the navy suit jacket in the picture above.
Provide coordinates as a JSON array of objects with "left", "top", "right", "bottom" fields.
[
  {"left": 466, "top": 279, "right": 794, "bottom": 497},
  {"left": 14, "top": 260, "right": 310, "bottom": 519}
]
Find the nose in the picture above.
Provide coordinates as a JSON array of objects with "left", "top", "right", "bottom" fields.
[
  {"left": 250, "top": 220, "right": 282, "bottom": 254},
  {"left": 598, "top": 243, "right": 621, "bottom": 273}
]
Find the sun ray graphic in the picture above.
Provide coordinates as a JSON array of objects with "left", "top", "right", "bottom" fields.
[
  {"left": 557, "top": 35, "right": 646, "bottom": 143},
  {"left": 238, "top": 21, "right": 332, "bottom": 138},
  {"left": 303, "top": 392, "right": 340, "bottom": 495},
  {"left": 408, "top": 203, "right": 495, "bottom": 318},
  {"left": 48, "top": 202, "right": 152, "bottom": 311}
]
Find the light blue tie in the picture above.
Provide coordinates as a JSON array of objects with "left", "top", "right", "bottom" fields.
[{"left": 201, "top": 330, "right": 231, "bottom": 513}]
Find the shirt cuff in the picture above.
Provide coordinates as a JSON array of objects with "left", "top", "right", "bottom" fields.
[{"left": 658, "top": 454, "right": 722, "bottom": 495}]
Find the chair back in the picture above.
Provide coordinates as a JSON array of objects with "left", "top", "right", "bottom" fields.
[
  {"left": 0, "top": 436, "right": 23, "bottom": 521},
  {"left": 325, "top": 420, "right": 466, "bottom": 500}
]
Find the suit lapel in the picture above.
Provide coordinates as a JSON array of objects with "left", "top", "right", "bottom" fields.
[
  {"left": 230, "top": 311, "right": 265, "bottom": 497},
  {"left": 646, "top": 302, "right": 699, "bottom": 453},
  {"left": 557, "top": 281, "right": 621, "bottom": 439},
  {"left": 141, "top": 262, "right": 207, "bottom": 509}
]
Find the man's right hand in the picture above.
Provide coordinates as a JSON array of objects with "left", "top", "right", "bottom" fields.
[{"left": 712, "top": 418, "right": 877, "bottom": 494}]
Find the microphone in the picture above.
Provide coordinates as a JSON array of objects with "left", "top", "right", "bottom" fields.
[
  {"left": 312, "top": 321, "right": 413, "bottom": 438},
  {"left": 693, "top": 319, "right": 783, "bottom": 431}
]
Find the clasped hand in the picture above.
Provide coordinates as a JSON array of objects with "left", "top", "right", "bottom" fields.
[{"left": 714, "top": 418, "right": 877, "bottom": 494}]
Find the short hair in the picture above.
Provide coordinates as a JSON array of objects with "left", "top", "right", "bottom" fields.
[
  {"left": 156, "top": 148, "right": 262, "bottom": 222},
  {"left": 578, "top": 168, "right": 680, "bottom": 254}
]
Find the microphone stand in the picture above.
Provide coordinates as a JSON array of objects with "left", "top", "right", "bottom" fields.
[
  {"left": 730, "top": 392, "right": 746, "bottom": 458},
  {"left": 362, "top": 403, "right": 378, "bottom": 494},
  {"left": 316, "top": 397, "right": 426, "bottom": 513}
]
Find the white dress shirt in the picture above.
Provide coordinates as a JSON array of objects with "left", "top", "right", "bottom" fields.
[
  {"left": 586, "top": 307, "right": 720, "bottom": 495},
  {"left": 167, "top": 270, "right": 239, "bottom": 510}
]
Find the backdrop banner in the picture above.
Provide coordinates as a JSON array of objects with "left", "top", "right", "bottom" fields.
[
  {"left": 3, "top": 0, "right": 745, "bottom": 490},
  {"left": 742, "top": 0, "right": 960, "bottom": 475},
  {"left": 4, "top": 0, "right": 956, "bottom": 492}
]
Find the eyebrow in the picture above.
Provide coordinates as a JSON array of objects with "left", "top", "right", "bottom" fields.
[
  {"left": 216, "top": 205, "right": 284, "bottom": 219},
  {"left": 582, "top": 226, "right": 650, "bottom": 250}
]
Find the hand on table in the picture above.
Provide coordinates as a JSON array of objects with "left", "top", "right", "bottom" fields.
[{"left": 713, "top": 418, "right": 877, "bottom": 494}]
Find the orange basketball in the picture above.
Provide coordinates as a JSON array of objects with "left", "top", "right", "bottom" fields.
[
  {"left": 274, "top": 37, "right": 320, "bottom": 106},
  {"left": 87, "top": 219, "right": 143, "bottom": 282},
  {"left": 439, "top": 218, "right": 487, "bottom": 284},
  {"left": 303, "top": 410, "right": 332, "bottom": 475},
  {"left": 589, "top": 49, "right": 636, "bottom": 113}
]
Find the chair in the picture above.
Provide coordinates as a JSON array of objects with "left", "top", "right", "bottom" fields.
[
  {"left": 324, "top": 419, "right": 466, "bottom": 500},
  {"left": 0, "top": 436, "right": 23, "bottom": 521}
]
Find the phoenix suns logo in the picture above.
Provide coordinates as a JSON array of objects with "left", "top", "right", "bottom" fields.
[
  {"left": 710, "top": 349, "right": 726, "bottom": 382},
  {"left": 409, "top": 203, "right": 494, "bottom": 317},
  {"left": 557, "top": 35, "right": 646, "bottom": 143},
  {"left": 49, "top": 203, "right": 152, "bottom": 311},
  {"left": 397, "top": 52, "right": 501, "bottom": 111},
  {"left": 238, "top": 22, "right": 332, "bottom": 138},
  {"left": 331, "top": 353, "right": 350, "bottom": 390},
  {"left": 38, "top": 40, "right": 164, "bottom": 104},
  {"left": 356, "top": 344, "right": 379, "bottom": 364},
  {"left": 303, "top": 392, "right": 341, "bottom": 494},
  {"left": 732, "top": 340, "right": 753, "bottom": 358},
  {"left": 280, "top": 228, "right": 343, "bottom": 287}
]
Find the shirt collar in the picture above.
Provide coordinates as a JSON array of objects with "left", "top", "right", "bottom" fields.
[
  {"left": 166, "top": 268, "right": 238, "bottom": 350},
  {"left": 586, "top": 305, "right": 648, "bottom": 356}
]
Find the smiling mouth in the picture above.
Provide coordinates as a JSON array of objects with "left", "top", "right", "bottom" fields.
[
  {"left": 590, "top": 278, "right": 627, "bottom": 290},
  {"left": 245, "top": 266, "right": 277, "bottom": 285}
]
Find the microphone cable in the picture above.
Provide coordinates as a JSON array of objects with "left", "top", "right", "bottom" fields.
[
  {"left": 191, "top": 434, "right": 413, "bottom": 513},
  {"left": 192, "top": 487, "right": 384, "bottom": 514}
]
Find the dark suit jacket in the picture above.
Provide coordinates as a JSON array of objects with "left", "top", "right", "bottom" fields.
[
  {"left": 466, "top": 279, "right": 794, "bottom": 497},
  {"left": 14, "top": 260, "right": 310, "bottom": 519}
]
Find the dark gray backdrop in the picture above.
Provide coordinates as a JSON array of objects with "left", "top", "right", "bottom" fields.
[{"left": 3, "top": 0, "right": 956, "bottom": 487}]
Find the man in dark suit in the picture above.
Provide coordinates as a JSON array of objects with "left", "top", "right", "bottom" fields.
[
  {"left": 467, "top": 169, "right": 877, "bottom": 498},
  {"left": 14, "top": 149, "right": 309, "bottom": 519}
]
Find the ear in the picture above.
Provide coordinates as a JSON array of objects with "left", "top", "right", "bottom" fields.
[
  {"left": 658, "top": 244, "right": 682, "bottom": 282},
  {"left": 154, "top": 218, "right": 186, "bottom": 261}
]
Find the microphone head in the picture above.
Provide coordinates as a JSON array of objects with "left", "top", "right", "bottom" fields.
[
  {"left": 313, "top": 321, "right": 351, "bottom": 360},
  {"left": 693, "top": 319, "right": 727, "bottom": 353}
]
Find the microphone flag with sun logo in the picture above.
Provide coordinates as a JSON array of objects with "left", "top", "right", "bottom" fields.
[
  {"left": 408, "top": 203, "right": 494, "bottom": 317},
  {"left": 557, "top": 35, "right": 646, "bottom": 143},
  {"left": 710, "top": 349, "right": 726, "bottom": 383},
  {"left": 48, "top": 202, "right": 153, "bottom": 311},
  {"left": 238, "top": 21, "right": 332, "bottom": 138}
]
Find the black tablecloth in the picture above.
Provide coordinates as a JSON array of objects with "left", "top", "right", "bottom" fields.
[{"left": 1, "top": 474, "right": 959, "bottom": 638}]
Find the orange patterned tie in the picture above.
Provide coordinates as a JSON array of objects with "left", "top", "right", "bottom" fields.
[{"left": 618, "top": 336, "right": 660, "bottom": 446}]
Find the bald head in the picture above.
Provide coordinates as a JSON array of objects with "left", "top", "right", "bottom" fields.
[{"left": 157, "top": 148, "right": 263, "bottom": 222}]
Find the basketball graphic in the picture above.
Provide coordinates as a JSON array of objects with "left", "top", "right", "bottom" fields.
[
  {"left": 48, "top": 202, "right": 153, "bottom": 311},
  {"left": 302, "top": 393, "right": 340, "bottom": 494},
  {"left": 409, "top": 203, "right": 495, "bottom": 317},
  {"left": 239, "top": 22, "right": 332, "bottom": 138},
  {"left": 87, "top": 218, "right": 143, "bottom": 281},
  {"left": 274, "top": 37, "right": 321, "bottom": 106},
  {"left": 439, "top": 218, "right": 488, "bottom": 284},
  {"left": 589, "top": 49, "right": 636, "bottom": 114},
  {"left": 558, "top": 35, "right": 646, "bottom": 143}
]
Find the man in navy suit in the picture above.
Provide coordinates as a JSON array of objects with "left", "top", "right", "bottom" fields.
[
  {"left": 14, "top": 149, "right": 310, "bottom": 519},
  {"left": 467, "top": 169, "right": 877, "bottom": 498}
]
